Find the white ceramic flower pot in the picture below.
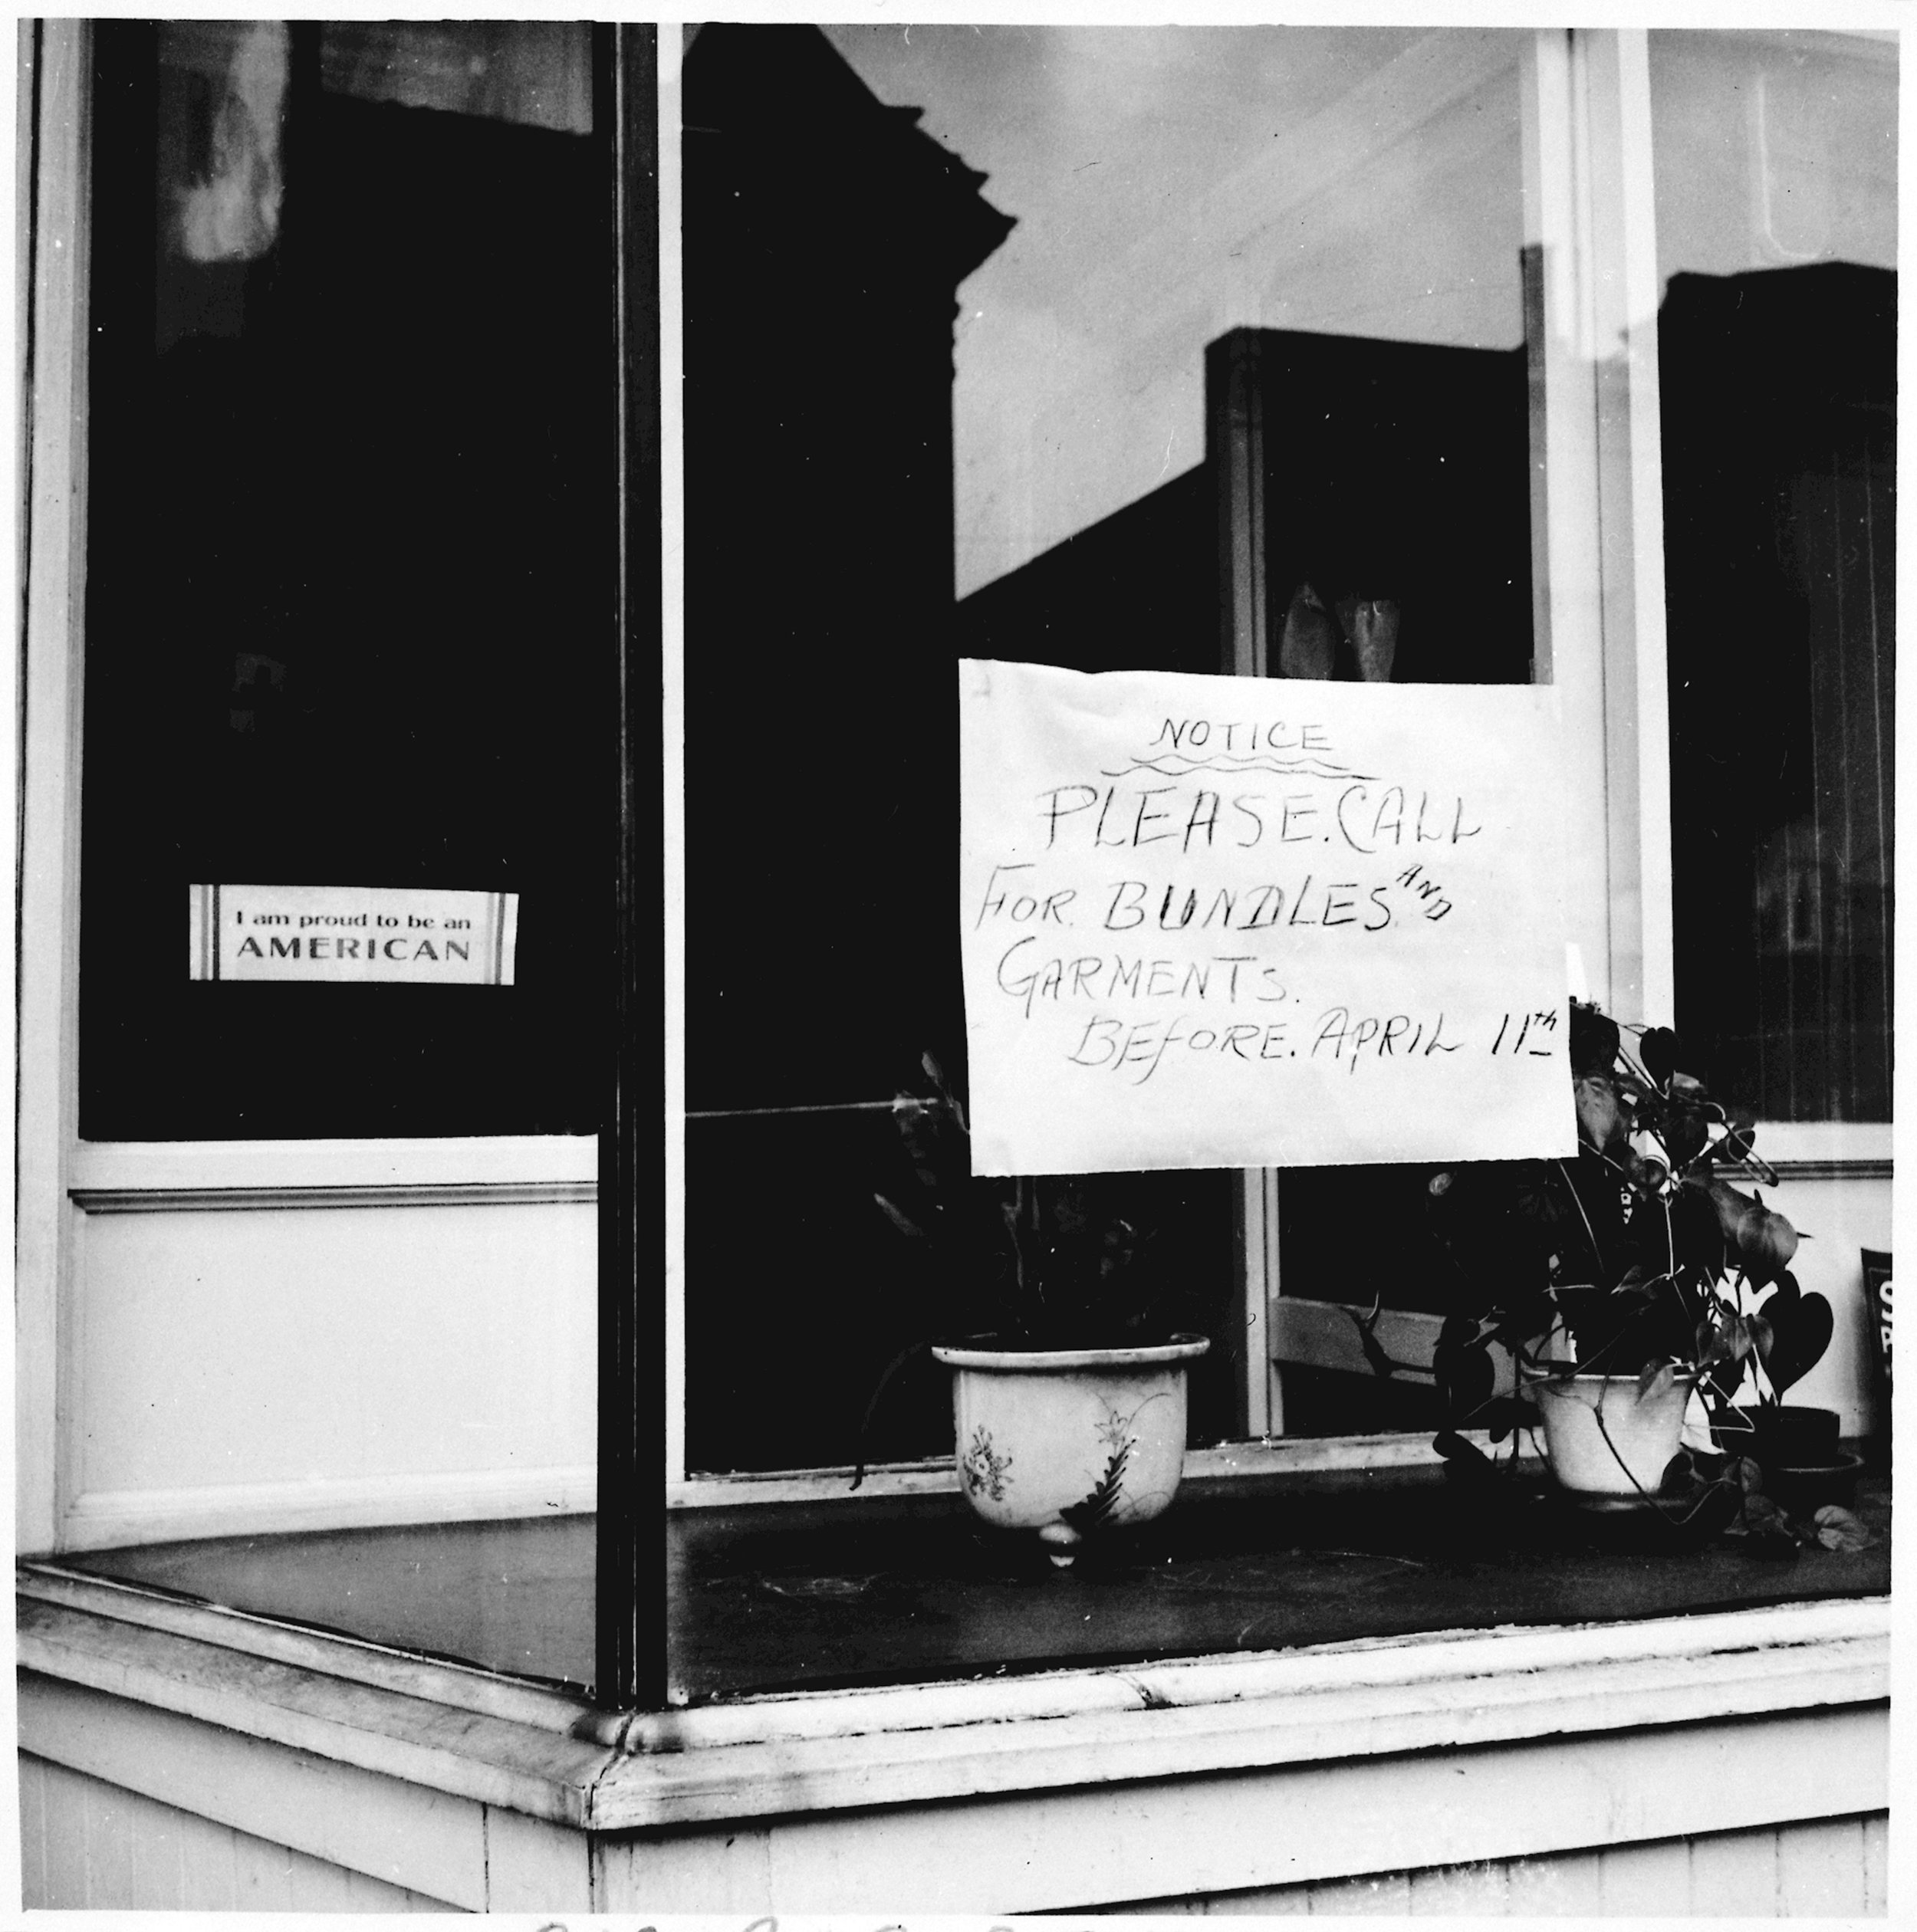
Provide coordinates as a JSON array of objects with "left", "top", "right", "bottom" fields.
[
  {"left": 931, "top": 1335, "right": 1211, "bottom": 1566},
  {"left": 1523, "top": 1368, "right": 1695, "bottom": 1504}
]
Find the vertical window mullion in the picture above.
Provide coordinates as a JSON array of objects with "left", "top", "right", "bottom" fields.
[
  {"left": 18, "top": 18, "right": 94, "bottom": 1558},
  {"left": 1211, "top": 330, "right": 1281, "bottom": 1441},
  {"left": 1521, "top": 27, "right": 1675, "bottom": 1025},
  {"left": 600, "top": 18, "right": 665, "bottom": 1713}
]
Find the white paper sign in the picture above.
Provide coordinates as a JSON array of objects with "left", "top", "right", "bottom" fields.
[
  {"left": 188, "top": 884, "right": 518, "bottom": 984},
  {"left": 959, "top": 659, "right": 1576, "bottom": 1175}
]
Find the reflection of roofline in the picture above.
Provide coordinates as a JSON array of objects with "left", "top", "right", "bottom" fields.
[{"left": 683, "top": 25, "right": 1015, "bottom": 286}]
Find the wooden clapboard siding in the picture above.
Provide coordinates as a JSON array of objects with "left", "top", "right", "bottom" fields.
[
  {"left": 18, "top": 1756, "right": 459, "bottom": 1911},
  {"left": 1110, "top": 1814, "right": 1888, "bottom": 1915},
  {"left": 584, "top": 1705, "right": 1886, "bottom": 1911},
  {"left": 18, "top": 1583, "right": 1888, "bottom": 1914},
  {"left": 18, "top": 1724, "right": 1888, "bottom": 1915}
]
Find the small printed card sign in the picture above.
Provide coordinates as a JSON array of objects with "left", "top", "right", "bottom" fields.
[
  {"left": 959, "top": 659, "right": 1576, "bottom": 1175},
  {"left": 189, "top": 884, "right": 518, "bottom": 984}
]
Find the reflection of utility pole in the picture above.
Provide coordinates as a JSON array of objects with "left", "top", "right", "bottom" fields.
[
  {"left": 1209, "top": 330, "right": 1268, "bottom": 681},
  {"left": 1206, "top": 327, "right": 1280, "bottom": 1444}
]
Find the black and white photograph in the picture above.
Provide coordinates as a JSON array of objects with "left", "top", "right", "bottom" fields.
[{"left": 12, "top": 8, "right": 1902, "bottom": 1918}]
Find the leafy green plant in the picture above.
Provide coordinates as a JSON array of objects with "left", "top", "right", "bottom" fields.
[{"left": 1413, "top": 1003, "right": 1865, "bottom": 1542}]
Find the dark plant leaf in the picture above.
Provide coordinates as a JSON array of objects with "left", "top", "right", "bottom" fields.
[
  {"left": 1660, "top": 1096, "right": 1711, "bottom": 1171},
  {"left": 1481, "top": 1394, "right": 1539, "bottom": 1443},
  {"left": 1812, "top": 1505, "right": 1877, "bottom": 1552},
  {"left": 1639, "top": 1027, "right": 1680, "bottom": 1086},
  {"left": 1704, "top": 1179, "right": 1798, "bottom": 1288},
  {"left": 1569, "top": 1000, "right": 1620, "bottom": 1077},
  {"left": 1637, "top": 1361, "right": 1676, "bottom": 1403},
  {"left": 1667, "top": 1183, "right": 1728, "bottom": 1278},
  {"left": 1763, "top": 1290, "right": 1833, "bottom": 1398},
  {"left": 1738, "top": 1488, "right": 1800, "bottom": 1557}
]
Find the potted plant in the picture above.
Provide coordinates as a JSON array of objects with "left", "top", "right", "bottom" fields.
[
  {"left": 871, "top": 1053, "right": 1210, "bottom": 1566},
  {"left": 1421, "top": 1002, "right": 1860, "bottom": 1542}
]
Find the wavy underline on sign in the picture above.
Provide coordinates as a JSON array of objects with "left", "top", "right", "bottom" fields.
[{"left": 1100, "top": 756, "right": 1378, "bottom": 781}]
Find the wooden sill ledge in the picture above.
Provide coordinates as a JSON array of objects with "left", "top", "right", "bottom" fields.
[{"left": 18, "top": 1565, "right": 1889, "bottom": 1835}]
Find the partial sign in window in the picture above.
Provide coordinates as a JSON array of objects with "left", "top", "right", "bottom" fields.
[{"left": 186, "top": 884, "right": 518, "bottom": 983}]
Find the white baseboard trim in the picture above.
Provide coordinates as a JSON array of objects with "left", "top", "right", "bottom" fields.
[{"left": 54, "top": 1465, "right": 597, "bottom": 1552}]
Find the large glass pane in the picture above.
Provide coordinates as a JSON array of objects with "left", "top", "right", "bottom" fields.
[
  {"left": 81, "top": 21, "right": 614, "bottom": 1139},
  {"left": 679, "top": 27, "right": 1535, "bottom": 1470},
  {"left": 1652, "top": 29, "right": 1896, "bottom": 1121},
  {"left": 62, "top": 20, "right": 610, "bottom": 1697}
]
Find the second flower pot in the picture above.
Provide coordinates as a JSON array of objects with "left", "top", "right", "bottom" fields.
[{"left": 1523, "top": 1367, "right": 1695, "bottom": 1506}]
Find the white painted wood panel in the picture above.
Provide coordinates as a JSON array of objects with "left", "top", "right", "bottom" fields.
[
  {"left": 1504, "top": 1847, "right": 1603, "bottom": 1914},
  {"left": 1408, "top": 1859, "right": 1511, "bottom": 1914},
  {"left": 18, "top": 1753, "right": 49, "bottom": 1907},
  {"left": 63, "top": 1195, "right": 595, "bottom": 1548},
  {"left": 1775, "top": 1814, "right": 1869, "bottom": 1917},
  {"left": 18, "top": 1650, "right": 1886, "bottom": 1916},
  {"left": 1100, "top": 1817, "right": 1888, "bottom": 1915},
  {"left": 1687, "top": 1823, "right": 1782, "bottom": 1917},
  {"left": 70, "top": 1133, "right": 597, "bottom": 1195},
  {"left": 1862, "top": 1813, "right": 1888, "bottom": 1916},
  {"left": 1597, "top": 1831, "right": 1691, "bottom": 1914},
  {"left": 587, "top": 1709, "right": 1886, "bottom": 1911},
  {"left": 19, "top": 1678, "right": 499, "bottom": 1907},
  {"left": 1309, "top": 1870, "right": 1413, "bottom": 1913},
  {"left": 21, "top": 1756, "right": 459, "bottom": 1911}
]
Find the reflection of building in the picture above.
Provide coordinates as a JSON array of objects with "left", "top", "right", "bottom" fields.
[
  {"left": 961, "top": 325, "right": 1533, "bottom": 687},
  {"left": 679, "top": 26, "right": 1025, "bottom": 1470},
  {"left": 1662, "top": 262, "right": 1895, "bottom": 1122},
  {"left": 682, "top": 23, "right": 1012, "bottom": 1109}
]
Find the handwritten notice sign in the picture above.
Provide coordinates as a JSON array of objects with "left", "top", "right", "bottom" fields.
[
  {"left": 188, "top": 885, "right": 518, "bottom": 985},
  {"left": 959, "top": 659, "right": 1575, "bottom": 1175}
]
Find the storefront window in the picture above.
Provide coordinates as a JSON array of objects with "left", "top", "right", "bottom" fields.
[
  {"left": 81, "top": 20, "right": 613, "bottom": 1141},
  {"left": 30, "top": 25, "right": 1892, "bottom": 1717},
  {"left": 44, "top": 20, "right": 613, "bottom": 1694},
  {"left": 1651, "top": 29, "right": 1896, "bottom": 1122},
  {"left": 681, "top": 25, "right": 1537, "bottom": 1473}
]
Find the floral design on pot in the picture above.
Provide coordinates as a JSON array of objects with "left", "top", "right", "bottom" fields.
[
  {"left": 960, "top": 1425, "right": 1014, "bottom": 1503},
  {"left": 933, "top": 1336, "right": 1210, "bottom": 1566}
]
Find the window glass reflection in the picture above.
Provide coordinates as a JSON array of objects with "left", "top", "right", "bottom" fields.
[
  {"left": 1652, "top": 30, "right": 1895, "bottom": 1122},
  {"left": 682, "top": 27, "right": 1534, "bottom": 1467}
]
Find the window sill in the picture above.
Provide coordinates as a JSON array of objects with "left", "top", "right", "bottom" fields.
[
  {"left": 21, "top": 1471, "right": 1890, "bottom": 1833},
  {"left": 18, "top": 1566, "right": 1887, "bottom": 1836}
]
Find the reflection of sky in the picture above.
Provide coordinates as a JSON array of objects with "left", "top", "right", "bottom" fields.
[
  {"left": 824, "top": 27, "right": 1527, "bottom": 596},
  {"left": 1647, "top": 30, "right": 1896, "bottom": 291}
]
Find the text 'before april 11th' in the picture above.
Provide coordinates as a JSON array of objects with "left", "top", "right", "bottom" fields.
[{"left": 1063, "top": 1004, "right": 1563, "bottom": 1085}]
